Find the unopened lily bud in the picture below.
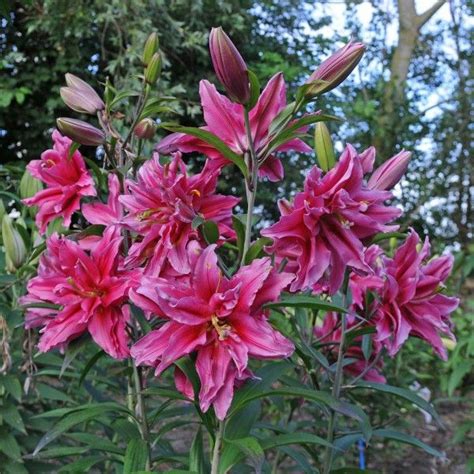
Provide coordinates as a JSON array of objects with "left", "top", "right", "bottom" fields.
[
  {"left": 209, "top": 27, "right": 250, "bottom": 104},
  {"left": 145, "top": 53, "right": 161, "bottom": 84},
  {"left": 0, "top": 200, "right": 5, "bottom": 222},
  {"left": 368, "top": 150, "right": 411, "bottom": 190},
  {"left": 306, "top": 40, "right": 365, "bottom": 96},
  {"left": 134, "top": 118, "right": 157, "bottom": 140},
  {"left": 2, "top": 215, "right": 27, "bottom": 271},
  {"left": 314, "top": 122, "right": 335, "bottom": 172},
  {"left": 56, "top": 118, "right": 105, "bottom": 146},
  {"left": 20, "top": 170, "right": 43, "bottom": 202},
  {"left": 143, "top": 32, "right": 159, "bottom": 67},
  {"left": 64, "top": 73, "right": 104, "bottom": 111},
  {"left": 60, "top": 87, "right": 101, "bottom": 115}
]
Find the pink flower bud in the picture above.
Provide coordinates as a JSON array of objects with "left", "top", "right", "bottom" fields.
[
  {"left": 134, "top": 118, "right": 157, "bottom": 140},
  {"left": 368, "top": 150, "right": 411, "bottom": 190},
  {"left": 209, "top": 27, "right": 250, "bottom": 104},
  {"left": 306, "top": 40, "right": 365, "bottom": 96},
  {"left": 64, "top": 73, "right": 104, "bottom": 112},
  {"left": 60, "top": 87, "right": 102, "bottom": 115},
  {"left": 56, "top": 118, "right": 105, "bottom": 146}
]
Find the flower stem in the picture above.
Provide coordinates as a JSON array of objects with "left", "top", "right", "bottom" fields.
[
  {"left": 242, "top": 108, "right": 258, "bottom": 265},
  {"left": 322, "top": 312, "right": 347, "bottom": 474},
  {"left": 132, "top": 362, "right": 151, "bottom": 470},
  {"left": 211, "top": 420, "right": 225, "bottom": 474}
]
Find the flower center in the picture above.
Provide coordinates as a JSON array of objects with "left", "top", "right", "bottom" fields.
[
  {"left": 211, "top": 315, "right": 232, "bottom": 341},
  {"left": 67, "top": 277, "right": 104, "bottom": 298},
  {"left": 137, "top": 207, "right": 170, "bottom": 223}
]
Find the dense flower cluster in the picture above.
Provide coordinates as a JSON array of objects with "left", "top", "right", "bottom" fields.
[{"left": 20, "top": 27, "right": 459, "bottom": 424}]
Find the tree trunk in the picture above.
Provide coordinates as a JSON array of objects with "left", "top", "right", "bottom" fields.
[{"left": 375, "top": 0, "right": 446, "bottom": 157}]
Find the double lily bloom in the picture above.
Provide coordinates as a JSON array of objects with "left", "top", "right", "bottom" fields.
[
  {"left": 156, "top": 74, "right": 311, "bottom": 182},
  {"left": 350, "top": 231, "right": 459, "bottom": 359},
  {"left": 21, "top": 228, "right": 140, "bottom": 359},
  {"left": 23, "top": 130, "right": 96, "bottom": 233},
  {"left": 262, "top": 145, "right": 401, "bottom": 294},
  {"left": 120, "top": 153, "right": 238, "bottom": 274},
  {"left": 131, "top": 244, "right": 295, "bottom": 419}
]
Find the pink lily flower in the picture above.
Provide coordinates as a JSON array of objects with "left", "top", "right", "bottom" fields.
[
  {"left": 83, "top": 173, "right": 124, "bottom": 230},
  {"left": 350, "top": 231, "right": 459, "bottom": 359},
  {"left": 156, "top": 74, "right": 311, "bottom": 182},
  {"left": 23, "top": 130, "right": 96, "bottom": 234},
  {"left": 314, "top": 312, "right": 386, "bottom": 383},
  {"left": 262, "top": 145, "right": 401, "bottom": 294},
  {"left": 120, "top": 153, "right": 239, "bottom": 274},
  {"left": 21, "top": 228, "right": 140, "bottom": 359},
  {"left": 131, "top": 244, "right": 295, "bottom": 419}
]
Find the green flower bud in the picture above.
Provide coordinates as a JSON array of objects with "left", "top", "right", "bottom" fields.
[
  {"left": 145, "top": 53, "right": 161, "bottom": 85},
  {"left": 2, "top": 215, "right": 27, "bottom": 271},
  {"left": 314, "top": 122, "right": 335, "bottom": 172},
  {"left": 19, "top": 170, "right": 43, "bottom": 200},
  {"left": 143, "top": 32, "right": 159, "bottom": 67}
]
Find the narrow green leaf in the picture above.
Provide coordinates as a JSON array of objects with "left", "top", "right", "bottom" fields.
[
  {"left": 232, "top": 215, "right": 246, "bottom": 260},
  {"left": 244, "top": 237, "right": 272, "bottom": 264},
  {"left": 247, "top": 70, "right": 260, "bottom": 110},
  {"left": 371, "top": 232, "right": 406, "bottom": 244},
  {"left": 219, "top": 437, "right": 264, "bottom": 474},
  {"left": 260, "top": 432, "right": 333, "bottom": 450},
  {"left": 0, "top": 403, "right": 26, "bottom": 434},
  {"left": 0, "top": 375, "right": 22, "bottom": 402},
  {"left": 33, "top": 404, "right": 129, "bottom": 455},
  {"left": 201, "top": 220, "right": 219, "bottom": 244},
  {"left": 265, "top": 113, "right": 340, "bottom": 157},
  {"left": 84, "top": 157, "right": 106, "bottom": 190},
  {"left": 162, "top": 125, "right": 248, "bottom": 178},
  {"left": 78, "top": 350, "right": 105, "bottom": 385},
  {"left": 123, "top": 439, "right": 149, "bottom": 474},
  {"left": 109, "top": 90, "right": 140, "bottom": 109},
  {"left": 37, "top": 383, "right": 73, "bottom": 402},
  {"left": 57, "top": 456, "right": 103, "bottom": 472},
  {"left": 0, "top": 427, "right": 22, "bottom": 461},
  {"left": 264, "top": 295, "right": 347, "bottom": 313},
  {"left": 373, "top": 429, "right": 443, "bottom": 457},
  {"left": 189, "top": 428, "right": 207, "bottom": 474},
  {"left": 352, "top": 381, "right": 441, "bottom": 425},
  {"left": 60, "top": 336, "right": 88, "bottom": 377}
]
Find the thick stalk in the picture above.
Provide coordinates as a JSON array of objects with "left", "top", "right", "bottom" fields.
[
  {"left": 242, "top": 109, "right": 258, "bottom": 264},
  {"left": 323, "top": 312, "right": 347, "bottom": 474},
  {"left": 132, "top": 362, "right": 151, "bottom": 470},
  {"left": 211, "top": 420, "right": 225, "bottom": 474}
]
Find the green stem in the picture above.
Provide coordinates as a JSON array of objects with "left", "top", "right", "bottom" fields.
[
  {"left": 242, "top": 108, "right": 258, "bottom": 265},
  {"left": 323, "top": 312, "right": 347, "bottom": 474},
  {"left": 211, "top": 420, "right": 225, "bottom": 474},
  {"left": 132, "top": 362, "right": 151, "bottom": 470}
]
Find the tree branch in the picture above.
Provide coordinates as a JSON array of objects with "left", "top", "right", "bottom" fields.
[{"left": 417, "top": 0, "right": 446, "bottom": 30}]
